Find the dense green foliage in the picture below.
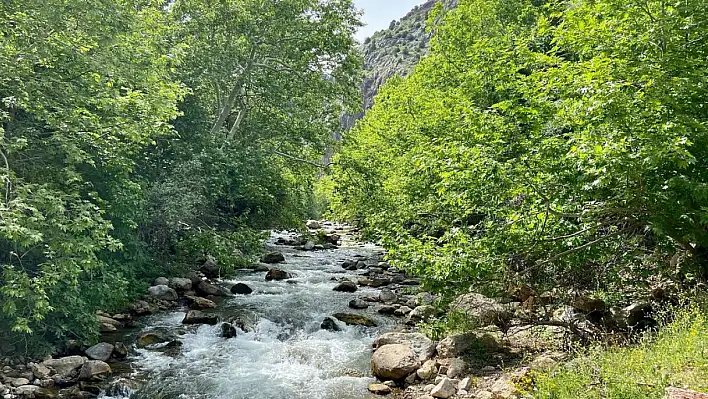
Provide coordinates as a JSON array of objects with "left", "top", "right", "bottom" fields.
[
  {"left": 332, "top": 0, "right": 708, "bottom": 297},
  {"left": 0, "top": 0, "right": 361, "bottom": 353},
  {"left": 532, "top": 305, "right": 708, "bottom": 398}
]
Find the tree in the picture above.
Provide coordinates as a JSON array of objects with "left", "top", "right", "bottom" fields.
[{"left": 331, "top": 0, "right": 708, "bottom": 297}]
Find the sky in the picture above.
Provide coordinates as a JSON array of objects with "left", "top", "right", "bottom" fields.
[{"left": 354, "top": 0, "right": 429, "bottom": 42}]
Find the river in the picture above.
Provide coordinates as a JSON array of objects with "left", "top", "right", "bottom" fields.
[{"left": 104, "top": 229, "right": 394, "bottom": 399}]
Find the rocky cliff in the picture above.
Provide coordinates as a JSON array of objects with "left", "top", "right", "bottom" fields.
[{"left": 342, "top": 0, "right": 456, "bottom": 130}]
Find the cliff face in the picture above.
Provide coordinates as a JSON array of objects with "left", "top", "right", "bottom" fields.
[{"left": 341, "top": 0, "right": 456, "bottom": 131}]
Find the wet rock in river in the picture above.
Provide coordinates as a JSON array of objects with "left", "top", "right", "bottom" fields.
[
  {"left": 265, "top": 268, "right": 293, "bottom": 281},
  {"left": 333, "top": 313, "right": 377, "bottom": 327},
  {"left": 333, "top": 281, "right": 358, "bottom": 292},
  {"left": 221, "top": 323, "right": 238, "bottom": 339},
  {"left": 182, "top": 310, "right": 218, "bottom": 325},
  {"left": 320, "top": 316, "right": 342, "bottom": 332},
  {"left": 196, "top": 281, "right": 228, "bottom": 297},
  {"left": 261, "top": 251, "right": 285, "bottom": 264},
  {"left": 185, "top": 295, "right": 217, "bottom": 309},
  {"left": 136, "top": 332, "right": 170, "bottom": 348},
  {"left": 349, "top": 299, "right": 369, "bottom": 309},
  {"left": 230, "top": 283, "right": 253, "bottom": 295}
]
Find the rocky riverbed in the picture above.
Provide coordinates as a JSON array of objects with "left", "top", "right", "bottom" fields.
[{"left": 0, "top": 222, "right": 668, "bottom": 399}]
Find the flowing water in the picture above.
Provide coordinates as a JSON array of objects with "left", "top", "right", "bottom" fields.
[{"left": 105, "top": 230, "right": 393, "bottom": 399}]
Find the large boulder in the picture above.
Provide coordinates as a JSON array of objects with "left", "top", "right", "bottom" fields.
[
  {"left": 320, "top": 316, "right": 342, "bottom": 332},
  {"left": 333, "top": 281, "right": 358, "bottom": 292},
  {"left": 182, "top": 310, "right": 218, "bottom": 325},
  {"left": 230, "top": 283, "right": 253, "bottom": 295},
  {"left": 184, "top": 295, "right": 217, "bottom": 310},
  {"left": 200, "top": 255, "right": 220, "bottom": 278},
  {"left": 78, "top": 360, "right": 111, "bottom": 381},
  {"left": 265, "top": 268, "right": 293, "bottom": 281},
  {"left": 85, "top": 343, "right": 114, "bottom": 362},
  {"left": 136, "top": 331, "right": 170, "bottom": 348},
  {"left": 436, "top": 332, "right": 477, "bottom": 358},
  {"left": 261, "top": 251, "right": 285, "bottom": 264},
  {"left": 169, "top": 277, "right": 193, "bottom": 292},
  {"left": 147, "top": 285, "right": 178, "bottom": 301},
  {"left": 450, "top": 293, "right": 512, "bottom": 327},
  {"left": 371, "top": 344, "right": 421, "bottom": 380},
  {"left": 373, "top": 332, "right": 435, "bottom": 362},
  {"left": 333, "top": 313, "right": 377, "bottom": 327},
  {"left": 196, "top": 281, "right": 228, "bottom": 297},
  {"left": 41, "top": 356, "right": 87, "bottom": 379}
]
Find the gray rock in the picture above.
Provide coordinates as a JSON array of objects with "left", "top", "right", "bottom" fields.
[
  {"left": 450, "top": 293, "right": 511, "bottom": 327},
  {"left": 406, "top": 305, "right": 436, "bottom": 325},
  {"left": 147, "top": 285, "right": 178, "bottom": 301},
  {"left": 349, "top": 299, "right": 369, "bottom": 309},
  {"left": 333, "top": 281, "right": 358, "bottom": 292},
  {"left": 416, "top": 359, "right": 437, "bottom": 380},
  {"left": 430, "top": 377, "right": 456, "bottom": 398},
  {"left": 41, "top": 356, "right": 87, "bottom": 379},
  {"left": 153, "top": 277, "right": 169, "bottom": 286},
  {"left": 458, "top": 377, "right": 474, "bottom": 391},
  {"left": 85, "top": 343, "right": 114, "bottom": 362},
  {"left": 436, "top": 332, "right": 476, "bottom": 358},
  {"left": 333, "top": 313, "right": 377, "bottom": 327},
  {"left": 379, "top": 289, "right": 397, "bottom": 303},
  {"left": 169, "top": 277, "right": 192, "bottom": 291},
  {"left": 200, "top": 255, "right": 220, "bottom": 278},
  {"left": 78, "top": 360, "right": 111, "bottom": 381},
  {"left": 30, "top": 363, "right": 51, "bottom": 380},
  {"left": 261, "top": 251, "right": 285, "bottom": 264},
  {"left": 371, "top": 344, "right": 421, "bottom": 380},
  {"left": 367, "top": 383, "right": 392, "bottom": 395},
  {"left": 196, "top": 281, "right": 228, "bottom": 297},
  {"left": 446, "top": 358, "right": 466, "bottom": 378},
  {"left": 373, "top": 332, "right": 435, "bottom": 362},
  {"left": 394, "top": 306, "right": 412, "bottom": 316},
  {"left": 185, "top": 295, "right": 217, "bottom": 309}
]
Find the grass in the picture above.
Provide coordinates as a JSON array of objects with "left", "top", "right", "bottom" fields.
[{"left": 531, "top": 304, "right": 708, "bottom": 398}]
